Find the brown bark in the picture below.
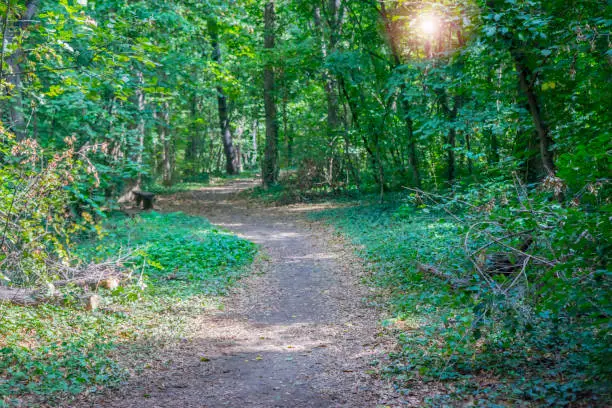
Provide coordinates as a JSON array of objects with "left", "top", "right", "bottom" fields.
[
  {"left": 262, "top": 1, "right": 279, "bottom": 188},
  {"left": 208, "top": 18, "right": 239, "bottom": 175}
]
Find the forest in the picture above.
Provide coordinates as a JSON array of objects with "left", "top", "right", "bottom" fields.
[{"left": 0, "top": 0, "right": 610, "bottom": 407}]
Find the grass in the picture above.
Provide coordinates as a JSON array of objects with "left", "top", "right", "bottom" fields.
[{"left": 0, "top": 211, "right": 256, "bottom": 406}]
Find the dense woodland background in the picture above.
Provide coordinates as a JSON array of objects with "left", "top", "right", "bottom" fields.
[{"left": 0, "top": 0, "right": 610, "bottom": 406}]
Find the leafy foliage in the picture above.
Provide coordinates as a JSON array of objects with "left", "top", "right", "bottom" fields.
[
  {"left": 0, "top": 212, "right": 256, "bottom": 405},
  {"left": 312, "top": 181, "right": 610, "bottom": 405}
]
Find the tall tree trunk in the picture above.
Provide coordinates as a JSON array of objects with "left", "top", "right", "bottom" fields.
[
  {"left": 157, "top": 103, "right": 173, "bottom": 186},
  {"left": 465, "top": 131, "right": 473, "bottom": 175},
  {"left": 281, "top": 72, "right": 292, "bottom": 167},
  {"left": 135, "top": 71, "right": 146, "bottom": 187},
  {"left": 487, "top": 128, "right": 500, "bottom": 165},
  {"left": 447, "top": 128, "right": 456, "bottom": 184},
  {"left": 251, "top": 118, "right": 258, "bottom": 168},
  {"left": 234, "top": 123, "right": 244, "bottom": 172},
  {"left": 515, "top": 58, "right": 555, "bottom": 175},
  {"left": 2, "top": 0, "right": 39, "bottom": 141},
  {"left": 446, "top": 98, "right": 458, "bottom": 185},
  {"left": 313, "top": 2, "right": 343, "bottom": 142},
  {"left": 403, "top": 107, "right": 421, "bottom": 187},
  {"left": 262, "top": 1, "right": 279, "bottom": 188},
  {"left": 185, "top": 94, "right": 198, "bottom": 164},
  {"left": 486, "top": 0, "right": 554, "bottom": 176},
  {"left": 208, "top": 18, "right": 239, "bottom": 175}
]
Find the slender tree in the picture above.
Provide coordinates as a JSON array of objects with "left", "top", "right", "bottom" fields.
[
  {"left": 262, "top": 0, "right": 278, "bottom": 187},
  {"left": 3, "top": 0, "right": 39, "bottom": 141},
  {"left": 208, "top": 18, "right": 240, "bottom": 175}
]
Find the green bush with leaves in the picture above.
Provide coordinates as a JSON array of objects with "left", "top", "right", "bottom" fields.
[{"left": 0, "top": 133, "right": 104, "bottom": 286}]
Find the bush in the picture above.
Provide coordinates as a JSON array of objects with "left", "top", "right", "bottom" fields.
[{"left": 0, "top": 134, "right": 105, "bottom": 286}]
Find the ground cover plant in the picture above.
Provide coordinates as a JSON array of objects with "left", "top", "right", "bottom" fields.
[
  {"left": 310, "top": 178, "right": 610, "bottom": 406},
  {"left": 0, "top": 211, "right": 256, "bottom": 406}
]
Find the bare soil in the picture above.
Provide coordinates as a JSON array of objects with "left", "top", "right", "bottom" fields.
[{"left": 85, "top": 179, "right": 402, "bottom": 408}]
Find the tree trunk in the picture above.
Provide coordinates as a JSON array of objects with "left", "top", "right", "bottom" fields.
[
  {"left": 465, "top": 131, "right": 473, "bottom": 175},
  {"left": 251, "top": 118, "right": 258, "bottom": 168},
  {"left": 488, "top": 128, "right": 500, "bottom": 164},
  {"left": 402, "top": 104, "right": 422, "bottom": 187},
  {"left": 135, "top": 71, "right": 146, "bottom": 187},
  {"left": 281, "top": 72, "right": 292, "bottom": 167},
  {"left": 185, "top": 94, "right": 199, "bottom": 164},
  {"left": 485, "top": 0, "right": 555, "bottom": 176},
  {"left": 208, "top": 18, "right": 239, "bottom": 175},
  {"left": 234, "top": 123, "right": 244, "bottom": 172},
  {"left": 447, "top": 128, "right": 456, "bottom": 184},
  {"left": 515, "top": 58, "right": 555, "bottom": 175},
  {"left": 157, "top": 103, "right": 173, "bottom": 186},
  {"left": 262, "top": 1, "right": 279, "bottom": 188},
  {"left": 313, "top": 3, "right": 343, "bottom": 141},
  {"left": 2, "top": 0, "right": 39, "bottom": 141}
]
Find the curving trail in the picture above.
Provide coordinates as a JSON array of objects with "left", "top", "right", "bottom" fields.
[{"left": 86, "top": 179, "right": 399, "bottom": 408}]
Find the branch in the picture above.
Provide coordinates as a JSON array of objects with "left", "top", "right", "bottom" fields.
[{"left": 416, "top": 262, "right": 470, "bottom": 289}]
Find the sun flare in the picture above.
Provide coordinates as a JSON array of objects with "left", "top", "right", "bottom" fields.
[{"left": 419, "top": 14, "right": 439, "bottom": 35}]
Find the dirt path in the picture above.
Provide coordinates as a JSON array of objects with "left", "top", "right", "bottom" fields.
[{"left": 90, "top": 180, "right": 399, "bottom": 407}]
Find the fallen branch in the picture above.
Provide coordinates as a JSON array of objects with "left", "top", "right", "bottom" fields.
[{"left": 416, "top": 262, "right": 470, "bottom": 289}]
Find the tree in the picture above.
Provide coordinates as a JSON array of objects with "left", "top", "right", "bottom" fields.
[
  {"left": 208, "top": 17, "right": 240, "bottom": 175},
  {"left": 262, "top": 0, "right": 278, "bottom": 187},
  {"left": 2, "top": 0, "right": 39, "bottom": 141}
]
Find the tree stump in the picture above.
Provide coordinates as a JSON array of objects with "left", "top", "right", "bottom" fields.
[{"left": 133, "top": 191, "right": 155, "bottom": 210}]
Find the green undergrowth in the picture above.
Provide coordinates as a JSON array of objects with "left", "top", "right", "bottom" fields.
[
  {"left": 0, "top": 212, "right": 256, "bottom": 406},
  {"left": 145, "top": 170, "right": 260, "bottom": 196},
  {"left": 144, "top": 181, "right": 210, "bottom": 195},
  {"left": 311, "top": 200, "right": 610, "bottom": 407},
  {"left": 247, "top": 183, "right": 363, "bottom": 205}
]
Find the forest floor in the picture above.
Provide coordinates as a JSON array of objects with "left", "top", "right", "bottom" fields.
[{"left": 86, "top": 179, "right": 403, "bottom": 408}]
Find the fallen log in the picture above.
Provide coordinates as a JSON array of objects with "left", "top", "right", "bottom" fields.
[
  {"left": 52, "top": 276, "right": 122, "bottom": 291},
  {"left": 0, "top": 287, "right": 54, "bottom": 306},
  {"left": 0, "top": 286, "right": 102, "bottom": 310}
]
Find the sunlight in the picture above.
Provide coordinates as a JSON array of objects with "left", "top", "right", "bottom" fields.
[{"left": 419, "top": 14, "right": 439, "bottom": 36}]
